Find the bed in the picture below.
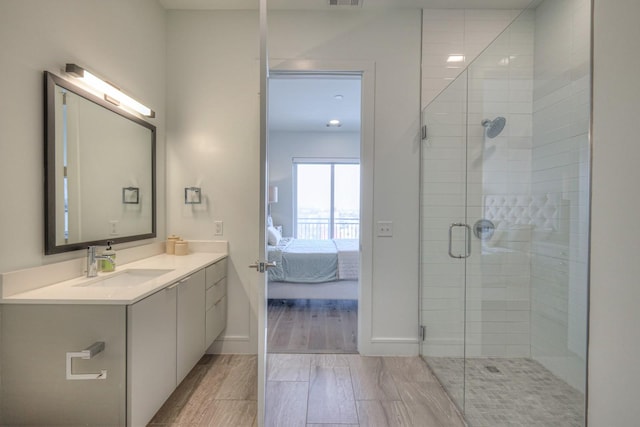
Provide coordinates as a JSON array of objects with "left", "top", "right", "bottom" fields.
[{"left": 267, "top": 237, "right": 359, "bottom": 300}]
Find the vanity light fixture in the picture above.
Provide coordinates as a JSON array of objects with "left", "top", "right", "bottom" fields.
[
  {"left": 326, "top": 119, "right": 342, "bottom": 127},
  {"left": 65, "top": 64, "right": 155, "bottom": 118}
]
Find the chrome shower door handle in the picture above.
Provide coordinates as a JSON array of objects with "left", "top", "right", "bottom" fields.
[
  {"left": 448, "top": 223, "right": 471, "bottom": 259},
  {"left": 463, "top": 223, "right": 471, "bottom": 258}
]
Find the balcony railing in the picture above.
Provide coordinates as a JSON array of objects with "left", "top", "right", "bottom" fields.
[{"left": 296, "top": 218, "right": 359, "bottom": 240}]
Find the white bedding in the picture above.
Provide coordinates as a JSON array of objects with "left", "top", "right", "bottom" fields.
[
  {"left": 267, "top": 238, "right": 359, "bottom": 283},
  {"left": 334, "top": 239, "right": 359, "bottom": 280}
]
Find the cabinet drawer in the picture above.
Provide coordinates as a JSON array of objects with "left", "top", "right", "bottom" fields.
[
  {"left": 205, "top": 258, "right": 227, "bottom": 289},
  {"left": 205, "top": 295, "right": 227, "bottom": 348},
  {"left": 205, "top": 278, "right": 227, "bottom": 311}
]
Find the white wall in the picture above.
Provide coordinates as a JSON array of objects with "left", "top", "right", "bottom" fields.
[
  {"left": 0, "top": 0, "right": 167, "bottom": 274},
  {"left": 270, "top": 10, "right": 422, "bottom": 355},
  {"left": 166, "top": 9, "right": 422, "bottom": 355},
  {"left": 589, "top": 0, "right": 640, "bottom": 423},
  {"left": 268, "top": 131, "right": 360, "bottom": 236},
  {"left": 166, "top": 10, "right": 260, "bottom": 354}
]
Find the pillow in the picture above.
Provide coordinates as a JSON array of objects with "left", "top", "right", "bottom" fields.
[{"left": 267, "top": 226, "right": 281, "bottom": 246}]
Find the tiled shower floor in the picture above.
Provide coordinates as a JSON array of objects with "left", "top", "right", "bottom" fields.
[{"left": 426, "top": 357, "right": 585, "bottom": 427}]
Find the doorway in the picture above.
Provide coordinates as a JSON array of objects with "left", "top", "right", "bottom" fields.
[{"left": 266, "top": 74, "right": 362, "bottom": 354}]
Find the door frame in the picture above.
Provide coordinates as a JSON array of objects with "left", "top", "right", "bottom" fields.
[
  {"left": 258, "top": 58, "right": 375, "bottom": 425},
  {"left": 268, "top": 59, "right": 375, "bottom": 354}
]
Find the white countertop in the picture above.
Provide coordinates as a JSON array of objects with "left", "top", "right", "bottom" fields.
[{"left": 1, "top": 252, "right": 227, "bottom": 305}]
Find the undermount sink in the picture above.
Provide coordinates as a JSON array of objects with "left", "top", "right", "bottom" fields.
[{"left": 77, "top": 269, "right": 175, "bottom": 288}]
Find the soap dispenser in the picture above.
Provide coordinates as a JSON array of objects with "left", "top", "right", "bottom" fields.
[{"left": 101, "top": 241, "right": 116, "bottom": 272}]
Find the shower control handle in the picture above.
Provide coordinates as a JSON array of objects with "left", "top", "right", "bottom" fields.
[{"left": 448, "top": 223, "right": 471, "bottom": 259}]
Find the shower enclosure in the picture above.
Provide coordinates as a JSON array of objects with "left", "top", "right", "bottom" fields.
[{"left": 420, "top": 1, "right": 591, "bottom": 425}]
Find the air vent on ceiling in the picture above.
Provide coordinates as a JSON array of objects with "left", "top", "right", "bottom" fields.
[{"left": 328, "top": 0, "right": 362, "bottom": 7}]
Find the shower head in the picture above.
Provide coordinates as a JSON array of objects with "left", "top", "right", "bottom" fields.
[{"left": 481, "top": 116, "right": 506, "bottom": 138}]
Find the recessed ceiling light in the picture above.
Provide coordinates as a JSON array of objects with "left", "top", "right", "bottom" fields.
[
  {"left": 447, "top": 55, "right": 465, "bottom": 63},
  {"left": 334, "top": 94, "right": 344, "bottom": 100},
  {"left": 327, "top": 119, "right": 342, "bottom": 127}
]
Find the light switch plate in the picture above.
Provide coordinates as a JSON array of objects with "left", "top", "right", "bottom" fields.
[
  {"left": 377, "top": 220, "right": 393, "bottom": 237},
  {"left": 109, "top": 220, "right": 119, "bottom": 235},
  {"left": 214, "top": 221, "right": 224, "bottom": 236}
]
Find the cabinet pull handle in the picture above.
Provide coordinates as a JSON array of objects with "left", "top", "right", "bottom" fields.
[
  {"left": 167, "top": 283, "right": 178, "bottom": 290},
  {"left": 66, "top": 342, "right": 107, "bottom": 380},
  {"left": 179, "top": 276, "right": 191, "bottom": 283}
]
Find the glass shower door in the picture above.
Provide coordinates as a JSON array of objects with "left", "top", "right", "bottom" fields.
[
  {"left": 420, "top": 70, "right": 469, "bottom": 411},
  {"left": 461, "top": 6, "right": 589, "bottom": 425}
]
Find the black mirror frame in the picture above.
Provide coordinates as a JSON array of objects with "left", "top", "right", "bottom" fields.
[{"left": 44, "top": 71, "right": 156, "bottom": 255}]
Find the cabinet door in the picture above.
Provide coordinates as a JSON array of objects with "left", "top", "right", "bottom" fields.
[
  {"left": 128, "top": 285, "right": 177, "bottom": 427},
  {"left": 1, "top": 305, "right": 126, "bottom": 426},
  {"left": 177, "top": 268, "right": 206, "bottom": 384}
]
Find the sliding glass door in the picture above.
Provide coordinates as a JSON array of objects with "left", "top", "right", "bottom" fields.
[{"left": 294, "top": 161, "right": 360, "bottom": 240}]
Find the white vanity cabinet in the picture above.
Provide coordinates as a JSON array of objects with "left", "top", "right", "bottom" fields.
[
  {"left": 127, "top": 266, "right": 209, "bottom": 425},
  {"left": 205, "top": 258, "right": 227, "bottom": 348},
  {"left": 0, "top": 255, "right": 228, "bottom": 427},
  {"left": 128, "top": 283, "right": 178, "bottom": 427},
  {"left": 0, "top": 304, "right": 127, "bottom": 426},
  {"left": 177, "top": 268, "right": 206, "bottom": 383}
]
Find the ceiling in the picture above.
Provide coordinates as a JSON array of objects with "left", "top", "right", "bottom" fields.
[
  {"left": 268, "top": 76, "right": 361, "bottom": 133},
  {"left": 160, "top": 0, "right": 534, "bottom": 10},
  {"left": 160, "top": 0, "right": 534, "bottom": 132}
]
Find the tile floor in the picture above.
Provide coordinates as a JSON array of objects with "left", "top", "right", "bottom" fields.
[
  {"left": 265, "top": 353, "right": 465, "bottom": 427},
  {"left": 427, "top": 357, "right": 586, "bottom": 427},
  {"left": 150, "top": 353, "right": 465, "bottom": 426},
  {"left": 149, "top": 354, "right": 258, "bottom": 426}
]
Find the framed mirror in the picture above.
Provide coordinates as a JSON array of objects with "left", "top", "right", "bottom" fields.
[{"left": 44, "top": 71, "right": 156, "bottom": 254}]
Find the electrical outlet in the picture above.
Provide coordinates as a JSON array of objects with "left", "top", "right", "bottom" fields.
[
  {"left": 214, "top": 221, "right": 224, "bottom": 236},
  {"left": 109, "top": 220, "right": 119, "bottom": 235},
  {"left": 377, "top": 220, "right": 393, "bottom": 237}
]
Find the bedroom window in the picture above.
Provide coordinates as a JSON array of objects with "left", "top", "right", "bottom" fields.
[{"left": 294, "top": 160, "right": 360, "bottom": 240}]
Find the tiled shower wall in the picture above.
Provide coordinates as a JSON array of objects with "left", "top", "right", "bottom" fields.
[
  {"left": 422, "top": 9, "right": 521, "bottom": 108},
  {"left": 531, "top": 0, "right": 590, "bottom": 393},
  {"left": 421, "top": 9, "right": 535, "bottom": 359},
  {"left": 465, "top": 10, "right": 535, "bottom": 358},
  {"left": 419, "top": 8, "right": 528, "bottom": 360}
]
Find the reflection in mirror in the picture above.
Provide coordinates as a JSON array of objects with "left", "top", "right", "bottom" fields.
[{"left": 44, "top": 71, "right": 156, "bottom": 254}]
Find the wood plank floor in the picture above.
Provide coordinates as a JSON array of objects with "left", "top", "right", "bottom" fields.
[
  {"left": 150, "top": 353, "right": 465, "bottom": 427},
  {"left": 148, "top": 354, "right": 257, "bottom": 426},
  {"left": 266, "top": 353, "right": 466, "bottom": 427},
  {"left": 267, "top": 299, "right": 358, "bottom": 354}
]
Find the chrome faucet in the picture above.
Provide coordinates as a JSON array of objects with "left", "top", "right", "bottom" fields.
[{"left": 87, "top": 246, "right": 116, "bottom": 277}]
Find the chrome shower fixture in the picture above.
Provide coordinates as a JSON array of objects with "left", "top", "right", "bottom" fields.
[{"left": 481, "top": 116, "right": 506, "bottom": 138}]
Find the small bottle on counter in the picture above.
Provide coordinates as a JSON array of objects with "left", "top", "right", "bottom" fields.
[
  {"left": 100, "top": 241, "right": 116, "bottom": 272},
  {"left": 166, "top": 234, "right": 180, "bottom": 254},
  {"left": 174, "top": 239, "right": 189, "bottom": 256}
]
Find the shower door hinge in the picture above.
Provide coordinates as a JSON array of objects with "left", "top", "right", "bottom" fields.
[
  {"left": 419, "top": 325, "right": 426, "bottom": 341},
  {"left": 421, "top": 125, "right": 427, "bottom": 140}
]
